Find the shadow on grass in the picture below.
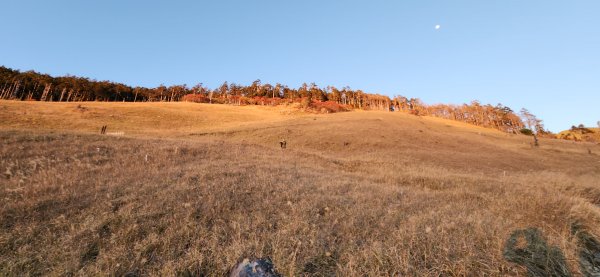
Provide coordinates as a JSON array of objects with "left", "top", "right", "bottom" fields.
[{"left": 503, "top": 228, "right": 571, "bottom": 277}]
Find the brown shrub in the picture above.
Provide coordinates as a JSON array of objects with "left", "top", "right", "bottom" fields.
[
  {"left": 181, "top": 94, "right": 209, "bottom": 103},
  {"left": 310, "top": 101, "right": 350, "bottom": 113}
]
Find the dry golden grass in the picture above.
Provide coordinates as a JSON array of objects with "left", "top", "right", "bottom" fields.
[
  {"left": 557, "top": 128, "right": 600, "bottom": 143},
  {"left": 0, "top": 101, "right": 300, "bottom": 137},
  {"left": 1, "top": 100, "right": 599, "bottom": 276}
]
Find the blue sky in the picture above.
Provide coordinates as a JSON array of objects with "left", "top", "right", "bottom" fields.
[{"left": 1, "top": 0, "right": 599, "bottom": 131}]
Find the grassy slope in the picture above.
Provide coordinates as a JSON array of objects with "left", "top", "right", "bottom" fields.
[
  {"left": 557, "top": 128, "right": 600, "bottom": 143},
  {"left": 0, "top": 101, "right": 299, "bottom": 136},
  {"left": 1, "top": 100, "right": 599, "bottom": 276}
]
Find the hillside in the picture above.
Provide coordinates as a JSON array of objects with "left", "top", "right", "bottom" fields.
[
  {"left": 1, "top": 65, "right": 528, "bottom": 133},
  {"left": 558, "top": 127, "right": 600, "bottom": 143},
  {"left": 1, "top": 101, "right": 599, "bottom": 276}
]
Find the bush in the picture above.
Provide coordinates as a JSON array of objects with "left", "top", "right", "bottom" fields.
[
  {"left": 520, "top": 128, "right": 534, "bottom": 136},
  {"left": 249, "top": 96, "right": 283, "bottom": 106},
  {"left": 409, "top": 109, "right": 420, "bottom": 116},
  {"left": 181, "top": 94, "right": 208, "bottom": 103},
  {"left": 301, "top": 97, "right": 311, "bottom": 109},
  {"left": 310, "top": 101, "right": 350, "bottom": 113}
]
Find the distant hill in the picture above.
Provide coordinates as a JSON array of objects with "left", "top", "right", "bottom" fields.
[{"left": 557, "top": 126, "right": 600, "bottom": 143}]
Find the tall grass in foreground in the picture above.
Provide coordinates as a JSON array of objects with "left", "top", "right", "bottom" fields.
[{"left": 1, "top": 130, "right": 599, "bottom": 276}]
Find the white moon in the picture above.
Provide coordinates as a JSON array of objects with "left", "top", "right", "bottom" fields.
[{"left": 435, "top": 24, "right": 441, "bottom": 30}]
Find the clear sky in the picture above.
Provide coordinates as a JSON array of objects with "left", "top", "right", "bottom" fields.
[{"left": 2, "top": 0, "right": 599, "bottom": 131}]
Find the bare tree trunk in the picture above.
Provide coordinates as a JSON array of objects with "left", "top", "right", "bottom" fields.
[
  {"left": 6, "top": 81, "right": 15, "bottom": 99},
  {"left": 0, "top": 81, "right": 8, "bottom": 99},
  {"left": 59, "top": 88, "right": 66, "bottom": 102},
  {"left": 28, "top": 83, "right": 39, "bottom": 100},
  {"left": 41, "top": 83, "right": 51, "bottom": 101},
  {"left": 2, "top": 83, "right": 11, "bottom": 99},
  {"left": 0, "top": 82, "right": 8, "bottom": 99},
  {"left": 12, "top": 81, "right": 21, "bottom": 100}
]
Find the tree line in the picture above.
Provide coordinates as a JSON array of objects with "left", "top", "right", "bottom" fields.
[
  {"left": 1, "top": 65, "right": 546, "bottom": 134},
  {"left": 0, "top": 66, "right": 390, "bottom": 109}
]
